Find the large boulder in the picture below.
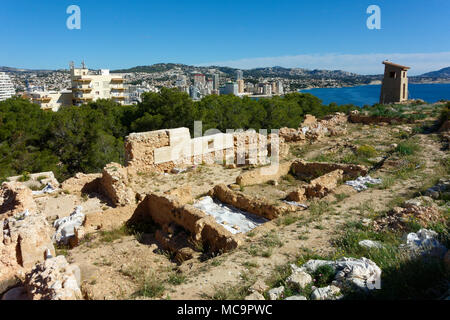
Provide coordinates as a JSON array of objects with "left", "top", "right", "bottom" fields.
[{"left": 24, "top": 255, "right": 82, "bottom": 300}]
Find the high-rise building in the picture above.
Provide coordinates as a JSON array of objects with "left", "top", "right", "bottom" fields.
[
  {"left": 236, "top": 70, "right": 243, "bottom": 81},
  {"left": 220, "top": 82, "right": 238, "bottom": 96},
  {"left": 276, "top": 80, "right": 284, "bottom": 95},
  {"left": 30, "top": 90, "right": 72, "bottom": 111},
  {"left": 263, "top": 83, "right": 272, "bottom": 95},
  {"left": 0, "top": 72, "right": 15, "bottom": 101},
  {"left": 193, "top": 73, "right": 206, "bottom": 87},
  {"left": 176, "top": 74, "right": 187, "bottom": 87},
  {"left": 237, "top": 79, "right": 245, "bottom": 94},
  {"left": 70, "top": 63, "right": 125, "bottom": 106},
  {"left": 213, "top": 73, "right": 220, "bottom": 90}
]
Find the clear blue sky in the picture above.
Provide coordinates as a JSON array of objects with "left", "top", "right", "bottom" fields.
[{"left": 1, "top": 0, "right": 449, "bottom": 74}]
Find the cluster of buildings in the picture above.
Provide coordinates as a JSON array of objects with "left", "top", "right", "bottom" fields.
[
  {"left": 1, "top": 60, "right": 412, "bottom": 110},
  {"left": 18, "top": 63, "right": 126, "bottom": 111},
  {"left": 182, "top": 70, "right": 284, "bottom": 100}
]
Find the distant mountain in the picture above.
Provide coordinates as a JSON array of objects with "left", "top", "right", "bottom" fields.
[
  {"left": 417, "top": 67, "right": 450, "bottom": 78},
  {"left": 112, "top": 63, "right": 382, "bottom": 83},
  {"left": 0, "top": 66, "right": 54, "bottom": 73}
]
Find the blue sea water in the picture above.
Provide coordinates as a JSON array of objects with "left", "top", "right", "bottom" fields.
[{"left": 300, "top": 83, "right": 450, "bottom": 107}]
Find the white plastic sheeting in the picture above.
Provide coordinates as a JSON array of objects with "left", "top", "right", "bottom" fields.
[
  {"left": 403, "top": 228, "right": 447, "bottom": 257},
  {"left": 193, "top": 196, "right": 268, "bottom": 234},
  {"left": 32, "top": 183, "right": 57, "bottom": 196},
  {"left": 299, "top": 257, "right": 382, "bottom": 291},
  {"left": 52, "top": 206, "right": 85, "bottom": 244},
  {"left": 345, "top": 175, "right": 382, "bottom": 192}
]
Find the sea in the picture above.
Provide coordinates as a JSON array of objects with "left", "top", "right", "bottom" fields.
[{"left": 299, "top": 83, "right": 450, "bottom": 107}]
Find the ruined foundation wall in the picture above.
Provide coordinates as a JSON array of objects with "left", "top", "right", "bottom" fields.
[
  {"left": 129, "top": 193, "right": 240, "bottom": 253},
  {"left": 236, "top": 161, "right": 293, "bottom": 186},
  {"left": 290, "top": 160, "right": 367, "bottom": 180},
  {"left": 209, "top": 184, "right": 295, "bottom": 220}
]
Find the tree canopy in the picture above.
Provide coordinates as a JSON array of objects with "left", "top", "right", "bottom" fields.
[{"left": 0, "top": 88, "right": 357, "bottom": 181}]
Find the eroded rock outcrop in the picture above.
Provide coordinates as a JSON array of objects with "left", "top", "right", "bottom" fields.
[
  {"left": 60, "top": 173, "right": 102, "bottom": 194},
  {"left": 0, "top": 182, "right": 37, "bottom": 217},
  {"left": 1, "top": 210, "right": 55, "bottom": 294},
  {"left": 24, "top": 255, "right": 82, "bottom": 300}
]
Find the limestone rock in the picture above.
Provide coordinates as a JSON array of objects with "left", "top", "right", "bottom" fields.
[
  {"left": 311, "top": 285, "right": 342, "bottom": 300},
  {"left": 358, "top": 240, "right": 384, "bottom": 249},
  {"left": 285, "top": 295, "right": 307, "bottom": 300},
  {"left": 1, "top": 210, "right": 55, "bottom": 294},
  {"left": 286, "top": 271, "right": 312, "bottom": 290},
  {"left": 250, "top": 279, "right": 269, "bottom": 293},
  {"left": 268, "top": 286, "right": 284, "bottom": 300},
  {"left": 60, "top": 173, "right": 101, "bottom": 194},
  {"left": 100, "top": 163, "right": 135, "bottom": 206},
  {"left": 0, "top": 182, "right": 37, "bottom": 217},
  {"left": 25, "top": 255, "right": 82, "bottom": 300}
]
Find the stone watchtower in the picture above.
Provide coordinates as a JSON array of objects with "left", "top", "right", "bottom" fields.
[{"left": 379, "top": 61, "right": 410, "bottom": 104}]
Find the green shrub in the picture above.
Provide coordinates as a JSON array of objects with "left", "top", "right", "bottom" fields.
[{"left": 356, "top": 145, "right": 378, "bottom": 158}]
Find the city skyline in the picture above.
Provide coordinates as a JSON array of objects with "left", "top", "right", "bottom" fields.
[{"left": 1, "top": 0, "right": 450, "bottom": 75}]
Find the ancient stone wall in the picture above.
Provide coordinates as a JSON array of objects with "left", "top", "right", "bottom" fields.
[
  {"left": 128, "top": 192, "right": 240, "bottom": 254},
  {"left": 290, "top": 160, "right": 367, "bottom": 180},
  {"left": 236, "top": 161, "right": 293, "bottom": 186},
  {"left": 279, "top": 113, "right": 348, "bottom": 143},
  {"left": 99, "top": 163, "right": 136, "bottom": 207},
  {"left": 209, "top": 184, "right": 296, "bottom": 220},
  {"left": 124, "top": 127, "right": 287, "bottom": 173}
]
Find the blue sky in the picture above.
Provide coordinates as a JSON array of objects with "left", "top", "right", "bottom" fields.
[{"left": 1, "top": 0, "right": 449, "bottom": 75}]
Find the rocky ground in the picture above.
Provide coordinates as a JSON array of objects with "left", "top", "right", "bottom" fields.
[{"left": 1, "top": 102, "right": 449, "bottom": 300}]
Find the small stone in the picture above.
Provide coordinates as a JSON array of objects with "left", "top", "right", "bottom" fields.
[
  {"left": 285, "top": 295, "right": 307, "bottom": 300},
  {"left": 358, "top": 240, "right": 384, "bottom": 249},
  {"left": 286, "top": 271, "right": 313, "bottom": 289},
  {"left": 249, "top": 279, "right": 269, "bottom": 293},
  {"left": 268, "top": 286, "right": 284, "bottom": 300},
  {"left": 311, "top": 285, "right": 342, "bottom": 300}
]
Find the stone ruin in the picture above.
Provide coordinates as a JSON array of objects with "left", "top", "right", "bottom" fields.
[
  {"left": 128, "top": 191, "right": 242, "bottom": 262},
  {"left": 235, "top": 159, "right": 368, "bottom": 203},
  {"left": 127, "top": 183, "right": 299, "bottom": 261},
  {"left": 279, "top": 113, "right": 348, "bottom": 143},
  {"left": 287, "top": 160, "right": 367, "bottom": 202},
  {"left": 124, "top": 127, "right": 289, "bottom": 174},
  {"left": 348, "top": 109, "right": 413, "bottom": 125}
]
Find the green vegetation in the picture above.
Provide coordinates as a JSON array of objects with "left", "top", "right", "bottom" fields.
[
  {"left": 0, "top": 91, "right": 357, "bottom": 181},
  {"left": 356, "top": 145, "right": 378, "bottom": 158}
]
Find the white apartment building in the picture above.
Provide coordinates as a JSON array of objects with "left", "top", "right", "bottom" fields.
[
  {"left": 0, "top": 72, "right": 16, "bottom": 101},
  {"left": 70, "top": 64, "right": 125, "bottom": 106},
  {"left": 30, "top": 90, "right": 72, "bottom": 111}
]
